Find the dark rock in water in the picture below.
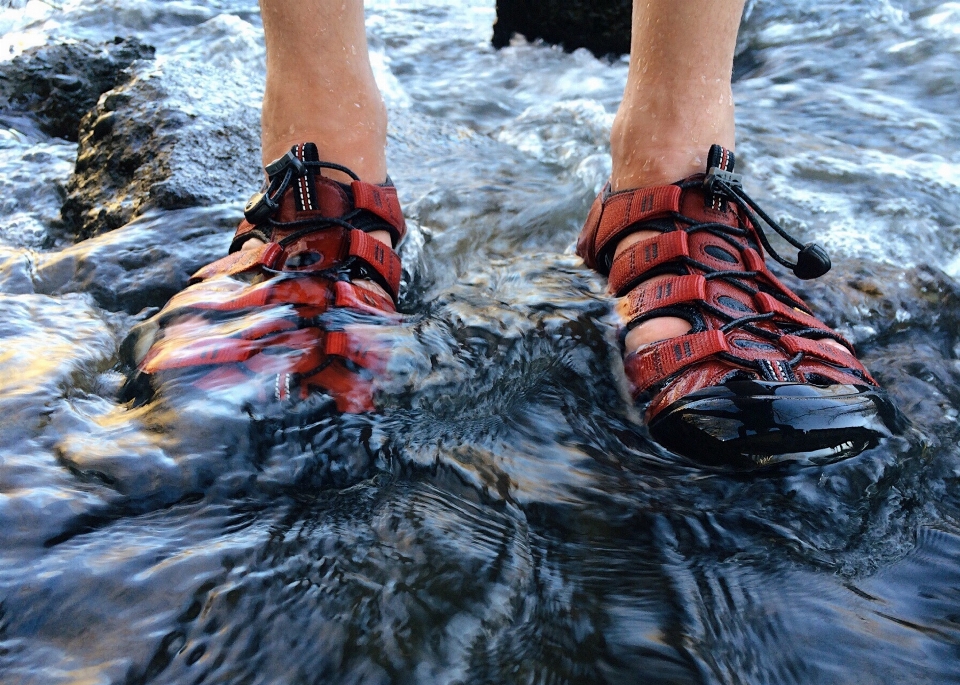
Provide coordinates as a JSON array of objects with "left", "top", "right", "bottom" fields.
[
  {"left": 61, "top": 60, "right": 263, "bottom": 239},
  {"left": 782, "top": 261, "right": 960, "bottom": 349},
  {"left": 492, "top": 0, "right": 631, "bottom": 56},
  {"left": 36, "top": 206, "right": 234, "bottom": 313},
  {"left": 0, "top": 206, "right": 233, "bottom": 313},
  {"left": 0, "top": 37, "right": 155, "bottom": 141}
]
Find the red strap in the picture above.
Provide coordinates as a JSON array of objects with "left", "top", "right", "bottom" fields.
[
  {"left": 300, "top": 364, "right": 375, "bottom": 413},
  {"left": 333, "top": 280, "right": 397, "bottom": 316},
  {"left": 741, "top": 248, "right": 808, "bottom": 310},
  {"left": 347, "top": 229, "right": 402, "bottom": 302},
  {"left": 230, "top": 219, "right": 269, "bottom": 253},
  {"left": 754, "top": 292, "right": 838, "bottom": 334},
  {"left": 594, "top": 185, "right": 682, "bottom": 265},
  {"left": 167, "top": 275, "right": 337, "bottom": 316},
  {"left": 325, "top": 329, "right": 387, "bottom": 372},
  {"left": 143, "top": 327, "right": 322, "bottom": 372},
  {"left": 575, "top": 191, "right": 605, "bottom": 270},
  {"left": 625, "top": 330, "right": 729, "bottom": 392},
  {"left": 608, "top": 231, "right": 689, "bottom": 296},
  {"left": 189, "top": 230, "right": 401, "bottom": 305},
  {"left": 351, "top": 181, "right": 407, "bottom": 245},
  {"left": 143, "top": 323, "right": 385, "bottom": 376},
  {"left": 780, "top": 335, "right": 858, "bottom": 368},
  {"left": 618, "top": 275, "right": 706, "bottom": 326},
  {"left": 190, "top": 242, "right": 283, "bottom": 283}
]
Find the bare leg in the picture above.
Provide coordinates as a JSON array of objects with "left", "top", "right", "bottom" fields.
[
  {"left": 610, "top": 0, "right": 745, "bottom": 353},
  {"left": 253, "top": 0, "right": 391, "bottom": 295},
  {"left": 260, "top": 0, "right": 387, "bottom": 182}
]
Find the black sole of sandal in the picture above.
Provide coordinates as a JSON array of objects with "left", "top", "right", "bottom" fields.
[{"left": 648, "top": 380, "right": 905, "bottom": 470}]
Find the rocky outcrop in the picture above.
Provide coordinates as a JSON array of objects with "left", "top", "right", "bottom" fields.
[
  {"left": 492, "top": 0, "right": 631, "bottom": 56},
  {"left": 0, "top": 37, "right": 154, "bottom": 141},
  {"left": 61, "top": 59, "right": 263, "bottom": 239}
]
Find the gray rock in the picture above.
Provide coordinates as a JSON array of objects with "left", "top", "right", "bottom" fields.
[
  {"left": 781, "top": 261, "right": 960, "bottom": 349},
  {"left": 62, "top": 58, "right": 263, "bottom": 239},
  {"left": 35, "top": 205, "right": 234, "bottom": 314},
  {"left": 0, "top": 37, "right": 155, "bottom": 141}
]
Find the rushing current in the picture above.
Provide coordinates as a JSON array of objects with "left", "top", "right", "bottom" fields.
[{"left": 1, "top": 0, "right": 959, "bottom": 682}]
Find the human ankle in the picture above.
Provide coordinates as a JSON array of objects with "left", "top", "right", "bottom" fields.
[
  {"left": 609, "top": 145, "right": 706, "bottom": 191},
  {"left": 260, "top": 89, "right": 388, "bottom": 184},
  {"left": 609, "top": 84, "right": 735, "bottom": 191}
]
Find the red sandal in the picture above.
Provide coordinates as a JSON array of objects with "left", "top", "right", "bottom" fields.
[
  {"left": 126, "top": 142, "right": 405, "bottom": 414},
  {"left": 577, "top": 145, "right": 902, "bottom": 468}
]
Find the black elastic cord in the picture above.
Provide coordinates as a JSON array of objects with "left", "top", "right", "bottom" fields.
[
  {"left": 301, "top": 160, "right": 361, "bottom": 182},
  {"left": 712, "top": 178, "right": 800, "bottom": 271},
  {"left": 720, "top": 311, "right": 775, "bottom": 333}
]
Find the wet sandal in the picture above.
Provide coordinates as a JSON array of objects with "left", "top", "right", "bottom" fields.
[
  {"left": 124, "top": 142, "right": 405, "bottom": 413},
  {"left": 577, "top": 145, "right": 903, "bottom": 468}
]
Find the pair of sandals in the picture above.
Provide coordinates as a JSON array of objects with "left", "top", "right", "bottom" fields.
[{"left": 126, "top": 142, "right": 902, "bottom": 469}]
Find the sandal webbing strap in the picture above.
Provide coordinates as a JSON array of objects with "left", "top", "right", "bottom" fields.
[
  {"left": 230, "top": 220, "right": 270, "bottom": 253},
  {"left": 191, "top": 228, "right": 402, "bottom": 304},
  {"left": 351, "top": 181, "right": 406, "bottom": 246},
  {"left": 619, "top": 275, "right": 706, "bottom": 326},
  {"left": 741, "top": 248, "right": 808, "bottom": 311},
  {"left": 609, "top": 230, "right": 690, "bottom": 296},
  {"left": 780, "top": 335, "right": 859, "bottom": 369},
  {"left": 190, "top": 242, "right": 284, "bottom": 284},
  {"left": 754, "top": 293, "right": 851, "bottom": 348},
  {"left": 142, "top": 326, "right": 379, "bottom": 375},
  {"left": 175, "top": 271, "right": 395, "bottom": 318},
  {"left": 625, "top": 330, "right": 730, "bottom": 393},
  {"left": 346, "top": 228, "right": 402, "bottom": 300},
  {"left": 593, "top": 185, "right": 682, "bottom": 269}
]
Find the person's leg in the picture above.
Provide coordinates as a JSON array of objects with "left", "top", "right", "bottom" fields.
[
  {"left": 575, "top": 0, "right": 894, "bottom": 465},
  {"left": 260, "top": 0, "right": 387, "bottom": 182},
  {"left": 609, "top": 0, "right": 745, "bottom": 353}
]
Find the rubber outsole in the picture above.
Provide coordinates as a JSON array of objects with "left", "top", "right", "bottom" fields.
[{"left": 648, "top": 380, "right": 905, "bottom": 470}]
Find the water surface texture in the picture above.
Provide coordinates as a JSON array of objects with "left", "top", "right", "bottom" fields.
[{"left": 1, "top": 0, "right": 960, "bottom": 683}]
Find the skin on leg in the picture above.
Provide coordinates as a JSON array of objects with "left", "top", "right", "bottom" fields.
[
  {"left": 260, "top": 0, "right": 387, "bottom": 181},
  {"left": 251, "top": 0, "right": 392, "bottom": 298}
]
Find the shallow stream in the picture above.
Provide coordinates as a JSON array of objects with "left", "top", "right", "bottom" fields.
[{"left": 1, "top": 0, "right": 960, "bottom": 683}]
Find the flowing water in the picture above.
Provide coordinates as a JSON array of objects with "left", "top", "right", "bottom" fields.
[{"left": 1, "top": 0, "right": 960, "bottom": 683}]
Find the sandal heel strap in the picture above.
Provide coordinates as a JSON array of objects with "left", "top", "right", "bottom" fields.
[{"left": 577, "top": 184, "right": 682, "bottom": 273}]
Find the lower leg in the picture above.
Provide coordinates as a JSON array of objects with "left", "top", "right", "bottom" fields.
[
  {"left": 611, "top": 0, "right": 745, "bottom": 352},
  {"left": 610, "top": 0, "right": 743, "bottom": 192},
  {"left": 260, "top": 0, "right": 388, "bottom": 183}
]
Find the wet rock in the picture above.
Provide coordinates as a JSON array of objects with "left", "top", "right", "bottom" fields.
[
  {"left": 782, "top": 261, "right": 960, "bottom": 349},
  {"left": 33, "top": 205, "right": 234, "bottom": 313},
  {"left": 62, "top": 58, "right": 262, "bottom": 239},
  {"left": 0, "top": 37, "right": 155, "bottom": 141},
  {"left": 492, "top": 0, "right": 631, "bottom": 56}
]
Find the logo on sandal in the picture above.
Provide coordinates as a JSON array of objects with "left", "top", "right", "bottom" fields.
[
  {"left": 639, "top": 191, "right": 654, "bottom": 213},
  {"left": 674, "top": 340, "right": 693, "bottom": 362}
]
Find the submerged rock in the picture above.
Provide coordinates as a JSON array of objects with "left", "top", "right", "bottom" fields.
[
  {"left": 492, "top": 0, "right": 631, "bottom": 56},
  {"left": 0, "top": 37, "right": 155, "bottom": 141},
  {"left": 62, "top": 58, "right": 262, "bottom": 239}
]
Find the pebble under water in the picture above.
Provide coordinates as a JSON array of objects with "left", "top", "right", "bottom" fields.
[{"left": 1, "top": 0, "right": 960, "bottom": 683}]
